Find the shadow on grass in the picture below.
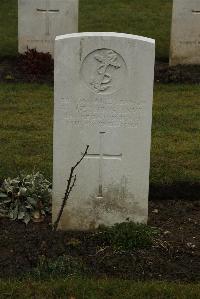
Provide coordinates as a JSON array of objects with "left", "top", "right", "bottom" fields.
[{"left": 149, "top": 182, "right": 200, "bottom": 201}]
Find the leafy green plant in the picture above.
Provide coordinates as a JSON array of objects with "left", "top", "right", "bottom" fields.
[
  {"left": 0, "top": 172, "right": 51, "bottom": 224},
  {"left": 101, "top": 221, "right": 159, "bottom": 250},
  {"left": 31, "top": 255, "right": 85, "bottom": 279}
]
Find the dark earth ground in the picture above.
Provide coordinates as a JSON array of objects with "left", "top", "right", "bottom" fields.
[
  {"left": 1, "top": 55, "right": 200, "bottom": 84},
  {"left": 0, "top": 199, "right": 199, "bottom": 281}
]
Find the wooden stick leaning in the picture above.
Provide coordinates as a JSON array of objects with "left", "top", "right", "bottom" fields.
[{"left": 53, "top": 145, "right": 89, "bottom": 231}]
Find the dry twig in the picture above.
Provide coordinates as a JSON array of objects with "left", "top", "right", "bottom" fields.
[{"left": 53, "top": 145, "right": 89, "bottom": 231}]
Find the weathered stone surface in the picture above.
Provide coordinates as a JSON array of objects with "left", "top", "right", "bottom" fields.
[
  {"left": 18, "top": 0, "right": 78, "bottom": 56},
  {"left": 170, "top": 0, "right": 200, "bottom": 65},
  {"left": 53, "top": 33, "right": 155, "bottom": 230}
]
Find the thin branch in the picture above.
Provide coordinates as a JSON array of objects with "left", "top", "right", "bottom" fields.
[
  {"left": 73, "top": 145, "right": 89, "bottom": 169},
  {"left": 67, "top": 175, "right": 77, "bottom": 197},
  {"left": 53, "top": 145, "right": 89, "bottom": 231}
]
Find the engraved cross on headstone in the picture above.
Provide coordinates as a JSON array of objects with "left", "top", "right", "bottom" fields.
[
  {"left": 83, "top": 132, "right": 122, "bottom": 199},
  {"left": 37, "top": 0, "right": 60, "bottom": 36}
]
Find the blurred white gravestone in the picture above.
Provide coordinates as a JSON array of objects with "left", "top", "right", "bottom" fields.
[
  {"left": 170, "top": 0, "right": 200, "bottom": 65},
  {"left": 53, "top": 33, "right": 155, "bottom": 230},
  {"left": 18, "top": 0, "right": 78, "bottom": 56}
]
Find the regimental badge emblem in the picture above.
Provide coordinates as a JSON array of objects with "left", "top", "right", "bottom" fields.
[{"left": 81, "top": 48, "right": 127, "bottom": 95}]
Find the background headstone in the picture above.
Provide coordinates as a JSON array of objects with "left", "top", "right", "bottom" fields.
[
  {"left": 53, "top": 32, "right": 155, "bottom": 230},
  {"left": 18, "top": 0, "right": 79, "bottom": 56},
  {"left": 170, "top": 0, "right": 200, "bottom": 65}
]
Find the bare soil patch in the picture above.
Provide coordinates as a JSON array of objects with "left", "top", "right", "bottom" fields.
[{"left": 0, "top": 199, "right": 199, "bottom": 282}]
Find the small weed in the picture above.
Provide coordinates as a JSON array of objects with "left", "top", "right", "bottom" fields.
[
  {"left": 101, "top": 221, "right": 159, "bottom": 250},
  {"left": 65, "top": 238, "right": 82, "bottom": 248},
  {"left": 30, "top": 255, "right": 86, "bottom": 280}
]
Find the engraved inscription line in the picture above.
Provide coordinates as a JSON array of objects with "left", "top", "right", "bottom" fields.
[
  {"left": 61, "top": 97, "right": 144, "bottom": 128},
  {"left": 192, "top": 9, "right": 200, "bottom": 14}
]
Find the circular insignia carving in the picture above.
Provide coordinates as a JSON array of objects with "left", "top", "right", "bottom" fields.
[{"left": 81, "top": 48, "right": 127, "bottom": 95}]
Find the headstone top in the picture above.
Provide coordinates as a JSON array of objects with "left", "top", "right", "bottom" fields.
[{"left": 56, "top": 32, "right": 155, "bottom": 44}]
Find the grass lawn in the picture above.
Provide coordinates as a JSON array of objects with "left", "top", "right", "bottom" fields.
[
  {"left": 0, "top": 83, "right": 53, "bottom": 179},
  {"left": 0, "top": 83, "right": 199, "bottom": 194},
  {"left": 151, "top": 84, "right": 200, "bottom": 186},
  {"left": 0, "top": 0, "right": 172, "bottom": 60},
  {"left": 0, "top": 279, "right": 200, "bottom": 299}
]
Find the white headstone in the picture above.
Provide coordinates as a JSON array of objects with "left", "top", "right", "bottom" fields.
[
  {"left": 53, "top": 32, "right": 155, "bottom": 230},
  {"left": 18, "top": 0, "right": 78, "bottom": 57},
  {"left": 170, "top": 0, "right": 200, "bottom": 65}
]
